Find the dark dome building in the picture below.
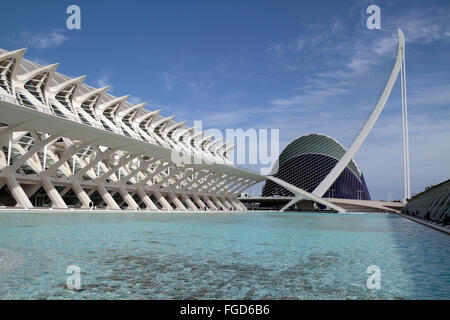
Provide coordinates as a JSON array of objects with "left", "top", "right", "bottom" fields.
[{"left": 262, "top": 134, "right": 371, "bottom": 201}]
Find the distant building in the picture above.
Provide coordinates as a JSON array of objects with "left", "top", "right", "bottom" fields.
[
  {"left": 262, "top": 134, "right": 371, "bottom": 201},
  {"left": 403, "top": 179, "right": 450, "bottom": 223}
]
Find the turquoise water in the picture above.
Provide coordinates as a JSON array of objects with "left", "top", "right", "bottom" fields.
[{"left": 0, "top": 210, "right": 449, "bottom": 299}]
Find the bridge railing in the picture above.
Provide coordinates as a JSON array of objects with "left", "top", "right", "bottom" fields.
[{"left": 1, "top": 93, "right": 55, "bottom": 116}]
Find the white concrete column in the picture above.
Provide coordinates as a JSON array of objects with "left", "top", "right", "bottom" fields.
[
  {"left": 153, "top": 190, "right": 173, "bottom": 211},
  {"left": 3, "top": 169, "right": 33, "bottom": 208},
  {"left": 41, "top": 176, "right": 68, "bottom": 209},
  {"left": 167, "top": 191, "right": 187, "bottom": 211},
  {"left": 97, "top": 184, "right": 121, "bottom": 210},
  {"left": 201, "top": 195, "right": 218, "bottom": 211},
  {"left": 72, "top": 180, "right": 91, "bottom": 208},
  {"left": 69, "top": 148, "right": 118, "bottom": 208},
  {"left": 229, "top": 197, "right": 246, "bottom": 211},
  {"left": 136, "top": 188, "right": 159, "bottom": 211},
  {"left": 211, "top": 195, "right": 227, "bottom": 210},
  {"left": 235, "top": 198, "right": 248, "bottom": 211},
  {"left": 115, "top": 158, "right": 153, "bottom": 211},
  {"left": 224, "top": 197, "right": 237, "bottom": 210},
  {"left": 191, "top": 194, "right": 207, "bottom": 211},
  {"left": 179, "top": 194, "right": 198, "bottom": 211},
  {"left": 118, "top": 185, "right": 139, "bottom": 210},
  {"left": 2, "top": 132, "right": 61, "bottom": 208},
  {"left": 220, "top": 196, "right": 233, "bottom": 210}
]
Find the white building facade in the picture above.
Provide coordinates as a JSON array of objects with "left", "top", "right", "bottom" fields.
[{"left": 0, "top": 48, "right": 263, "bottom": 211}]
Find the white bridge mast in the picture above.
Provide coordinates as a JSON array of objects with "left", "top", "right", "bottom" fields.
[
  {"left": 311, "top": 30, "right": 405, "bottom": 200},
  {"left": 400, "top": 40, "right": 411, "bottom": 202},
  {"left": 270, "top": 30, "right": 410, "bottom": 212}
]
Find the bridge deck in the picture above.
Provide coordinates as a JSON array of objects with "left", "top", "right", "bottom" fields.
[{"left": 239, "top": 197, "right": 405, "bottom": 213}]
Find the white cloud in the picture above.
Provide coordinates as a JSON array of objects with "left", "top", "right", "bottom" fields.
[
  {"left": 266, "top": 15, "right": 347, "bottom": 57},
  {"left": 265, "top": 5, "right": 450, "bottom": 120},
  {"left": 394, "top": 8, "right": 450, "bottom": 44},
  {"left": 372, "top": 36, "right": 397, "bottom": 56},
  {"left": 19, "top": 29, "right": 69, "bottom": 49},
  {"left": 128, "top": 96, "right": 144, "bottom": 105},
  {"left": 95, "top": 74, "right": 111, "bottom": 89},
  {"left": 266, "top": 43, "right": 287, "bottom": 56}
]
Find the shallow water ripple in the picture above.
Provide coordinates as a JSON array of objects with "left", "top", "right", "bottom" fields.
[{"left": 0, "top": 211, "right": 449, "bottom": 299}]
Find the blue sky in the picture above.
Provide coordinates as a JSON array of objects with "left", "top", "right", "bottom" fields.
[{"left": 1, "top": 0, "right": 449, "bottom": 200}]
